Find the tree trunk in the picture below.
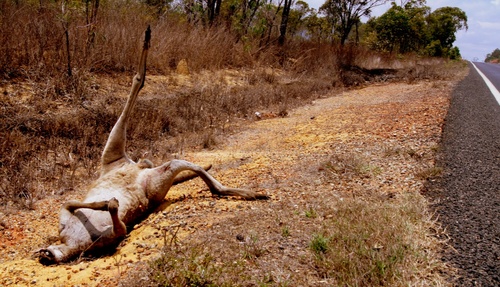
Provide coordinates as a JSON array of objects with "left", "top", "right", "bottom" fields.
[
  {"left": 85, "top": 0, "right": 99, "bottom": 51},
  {"left": 62, "top": 0, "right": 72, "bottom": 77},
  {"left": 278, "top": 0, "right": 292, "bottom": 46}
]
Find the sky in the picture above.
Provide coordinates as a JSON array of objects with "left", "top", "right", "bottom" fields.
[{"left": 304, "top": 0, "right": 500, "bottom": 61}]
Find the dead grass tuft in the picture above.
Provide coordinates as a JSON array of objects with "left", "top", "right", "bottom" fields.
[
  {"left": 324, "top": 152, "right": 381, "bottom": 179},
  {"left": 121, "top": 244, "right": 244, "bottom": 287},
  {"left": 415, "top": 166, "right": 444, "bottom": 180},
  {"left": 309, "top": 193, "right": 437, "bottom": 286}
]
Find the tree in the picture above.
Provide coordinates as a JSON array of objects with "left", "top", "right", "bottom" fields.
[
  {"left": 485, "top": 48, "right": 500, "bottom": 63},
  {"left": 365, "top": 2, "right": 467, "bottom": 58},
  {"left": 425, "top": 6, "right": 467, "bottom": 57},
  {"left": 366, "top": 1, "right": 428, "bottom": 53},
  {"left": 448, "top": 46, "right": 460, "bottom": 60},
  {"left": 84, "top": 0, "right": 100, "bottom": 49},
  {"left": 207, "top": 0, "right": 222, "bottom": 23},
  {"left": 303, "top": 11, "right": 333, "bottom": 44},
  {"left": 319, "top": 0, "right": 389, "bottom": 45},
  {"left": 224, "top": 0, "right": 264, "bottom": 41},
  {"left": 286, "top": 1, "right": 313, "bottom": 38},
  {"left": 180, "top": 0, "right": 223, "bottom": 25}
]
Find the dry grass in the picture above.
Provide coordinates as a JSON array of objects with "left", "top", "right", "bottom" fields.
[
  {"left": 1, "top": 0, "right": 462, "bottom": 82},
  {"left": 120, "top": 191, "right": 447, "bottom": 287},
  {"left": 324, "top": 152, "right": 382, "bottom": 178}
]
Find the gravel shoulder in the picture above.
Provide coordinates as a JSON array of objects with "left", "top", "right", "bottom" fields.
[{"left": 427, "top": 63, "right": 500, "bottom": 286}]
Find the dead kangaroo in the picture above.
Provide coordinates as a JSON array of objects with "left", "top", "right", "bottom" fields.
[{"left": 35, "top": 27, "right": 268, "bottom": 265}]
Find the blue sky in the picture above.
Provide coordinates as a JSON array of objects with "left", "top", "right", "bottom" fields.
[{"left": 304, "top": 0, "right": 500, "bottom": 61}]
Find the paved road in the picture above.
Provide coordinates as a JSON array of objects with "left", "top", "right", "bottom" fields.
[
  {"left": 427, "top": 62, "right": 500, "bottom": 286},
  {"left": 471, "top": 62, "right": 500, "bottom": 104}
]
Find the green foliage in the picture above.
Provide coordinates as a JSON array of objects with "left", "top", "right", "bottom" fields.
[
  {"left": 303, "top": 12, "right": 333, "bottom": 43},
  {"left": 286, "top": 1, "right": 313, "bottom": 40},
  {"left": 423, "top": 6, "right": 467, "bottom": 58},
  {"left": 448, "top": 46, "right": 461, "bottom": 60},
  {"left": 281, "top": 226, "right": 290, "bottom": 238},
  {"left": 485, "top": 48, "right": 500, "bottom": 63},
  {"left": 366, "top": 2, "right": 467, "bottom": 59},
  {"left": 305, "top": 207, "right": 318, "bottom": 218},
  {"left": 424, "top": 39, "right": 443, "bottom": 57},
  {"left": 310, "top": 233, "right": 330, "bottom": 255},
  {"left": 365, "top": 2, "right": 429, "bottom": 53},
  {"left": 427, "top": 7, "right": 468, "bottom": 49}
]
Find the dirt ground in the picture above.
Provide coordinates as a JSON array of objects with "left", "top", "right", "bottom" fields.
[{"left": 0, "top": 77, "right": 458, "bottom": 286}]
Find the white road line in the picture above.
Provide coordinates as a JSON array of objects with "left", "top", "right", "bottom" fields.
[{"left": 470, "top": 61, "right": 500, "bottom": 105}]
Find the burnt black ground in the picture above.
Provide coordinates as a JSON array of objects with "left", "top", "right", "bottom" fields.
[{"left": 426, "top": 63, "right": 500, "bottom": 286}]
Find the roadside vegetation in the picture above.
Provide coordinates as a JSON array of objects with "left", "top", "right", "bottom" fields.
[
  {"left": 0, "top": 0, "right": 468, "bottom": 285},
  {"left": 485, "top": 48, "right": 500, "bottom": 63}
]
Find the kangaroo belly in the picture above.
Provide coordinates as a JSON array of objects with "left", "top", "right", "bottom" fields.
[{"left": 86, "top": 165, "right": 150, "bottom": 225}]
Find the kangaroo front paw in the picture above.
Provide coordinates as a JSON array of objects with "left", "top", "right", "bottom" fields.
[
  {"left": 107, "top": 197, "right": 119, "bottom": 212},
  {"left": 35, "top": 248, "right": 55, "bottom": 265}
]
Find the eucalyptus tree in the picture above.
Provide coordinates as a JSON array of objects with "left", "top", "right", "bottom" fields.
[
  {"left": 319, "top": 0, "right": 389, "bottom": 45},
  {"left": 366, "top": 0, "right": 429, "bottom": 53},
  {"left": 286, "top": 1, "right": 314, "bottom": 38},
  {"left": 425, "top": 6, "right": 467, "bottom": 57}
]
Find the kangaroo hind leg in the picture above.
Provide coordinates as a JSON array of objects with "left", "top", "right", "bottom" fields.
[
  {"left": 101, "top": 26, "right": 151, "bottom": 174},
  {"left": 152, "top": 160, "right": 268, "bottom": 200}
]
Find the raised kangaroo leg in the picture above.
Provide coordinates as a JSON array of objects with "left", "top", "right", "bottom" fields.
[{"left": 100, "top": 26, "right": 151, "bottom": 175}]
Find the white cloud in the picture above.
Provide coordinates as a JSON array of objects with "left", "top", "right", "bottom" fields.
[{"left": 492, "top": 0, "right": 500, "bottom": 6}]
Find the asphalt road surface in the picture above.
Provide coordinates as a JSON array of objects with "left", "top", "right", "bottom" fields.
[
  {"left": 472, "top": 62, "right": 500, "bottom": 104},
  {"left": 427, "top": 62, "right": 500, "bottom": 286}
]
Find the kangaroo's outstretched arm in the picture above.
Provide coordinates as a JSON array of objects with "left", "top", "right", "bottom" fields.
[{"left": 101, "top": 26, "right": 151, "bottom": 175}]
